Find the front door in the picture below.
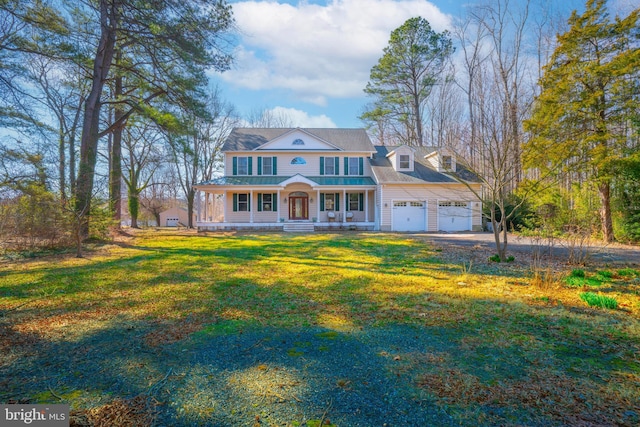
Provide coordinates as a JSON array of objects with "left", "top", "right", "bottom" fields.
[{"left": 289, "top": 194, "right": 309, "bottom": 220}]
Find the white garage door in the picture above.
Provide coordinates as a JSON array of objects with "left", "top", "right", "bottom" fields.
[
  {"left": 438, "top": 201, "right": 471, "bottom": 232},
  {"left": 166, "top": 217, "right": 179, "bottom": 227},
  {"left": 392, "top": 201, "right": 426, "bottom": 232}
]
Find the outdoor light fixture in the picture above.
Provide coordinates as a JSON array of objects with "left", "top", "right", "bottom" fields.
[{"left": 284, "top": 198, "right": 287, "bottom": 203}]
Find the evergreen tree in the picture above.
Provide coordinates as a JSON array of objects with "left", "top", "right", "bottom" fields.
[{"left": 525, "top": 0, "right": 640, "bottom": 242}]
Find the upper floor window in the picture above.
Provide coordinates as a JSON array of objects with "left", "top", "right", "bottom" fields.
[
  {"left": 442, "top": 155, "right": 453, "bottom": 170},
  {"left": 321, "top": 156, "right": 338, "bottom": 175},
  {"left": 233, "top": 156, "right": 252, "bottom": 176},
  {"left": 292, "top": 138, "right": 305, "bottom": 145},
  {"left": 258, "top": 156, "right": 277, "bottom": 175},
  {"left": 344, "top": 157, "right": 363, "bottom": 175},
  {"left": 291, "top": 157, "right": 306, "bottom": 165},
  {"left": 399, "top": 154, "right": 410, "bottom": 169},
  {"left": 349, "top": 158, "right": 359, "bottom": 175}
]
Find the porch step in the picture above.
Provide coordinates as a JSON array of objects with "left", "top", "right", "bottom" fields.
[{"left": 283, "top": 222, "right": 315, "bottom": 233}]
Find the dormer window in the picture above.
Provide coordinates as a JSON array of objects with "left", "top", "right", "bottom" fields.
[
  {"left": 399, "top": 154, "right": 410, "bottom": 169},
  {"left": 442, "top": 155, "right": 452, "bottom": 170},
  {"left": 388, "top": 146, "right": 414, "bottom": 172}
]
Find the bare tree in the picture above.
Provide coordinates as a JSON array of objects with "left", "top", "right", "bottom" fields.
[
  {"left": 167, "top": 89, "right": 239, "bottom": 228},
  {"left": 450, "top": 0, "right": 538, "bottom": 260},
  {"left": 122, "top": 119, "right": 164, "bottom": 228},
  {"left": 246, "top": 107, "right": 296, "bottom": 128},
  {"left": 27, "top": 57, "right": 87, "bottom": 201}
]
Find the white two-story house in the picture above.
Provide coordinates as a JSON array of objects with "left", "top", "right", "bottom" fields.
[{"left": 194, "top": 127, "right": 482, "bottom": 232}]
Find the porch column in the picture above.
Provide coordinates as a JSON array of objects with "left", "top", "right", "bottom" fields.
[
  {"left": 250, "top": 190, "right": 254, "bottom": 223},
  {"left": 277, "top": 189, "right": 281, "bottom": 222},
  {"left": 365, "top": 190, "right": 369, "bottom": 222},
  {"left": 205, "top": 192, "right": 210, "bottom": 222},
  {"left": 209, "top": 193, "right": 214, "bottom": 221},
  {"left": 343, "top": 189, "right": 347, "bottom": 223},
  {"left": 316, "top": 189, "right": 320, "bottom": 222},
  {"left": 223, "top": 191, "right": 228, "bottom": 223},
  {"left": 379, "top": 186, "right": 384, "bottom": 230},
  {"left": 195, "top": 190, "right": 201, "bottom": 223}
]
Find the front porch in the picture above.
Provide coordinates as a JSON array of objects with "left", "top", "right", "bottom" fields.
[
  {"left": 195, "top": 219, "right": 376, "bottom": 232},
  {"left": 194, "top": 176, "right": 377, "bottom": 232}
]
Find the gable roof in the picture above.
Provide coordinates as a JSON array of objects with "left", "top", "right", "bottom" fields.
[
  {"left": 385, "top": 145, "right": 416, "bottom": 157},
  {"left": 370, "top": 146, "right": 479, "bottom": 184},
  {"left": 222, "top": 128, "right": 376, "bottom": 152}
]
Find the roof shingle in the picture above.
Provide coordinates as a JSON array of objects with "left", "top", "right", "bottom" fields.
[{"left": 222, "top": 128, "right": 376, "bottom": 152}]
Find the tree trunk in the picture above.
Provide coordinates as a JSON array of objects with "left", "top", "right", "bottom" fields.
[
  {"left": 110, "top": 51, "right": 123, "bottom": 227},
  {"left": 414, "top": 91, "right": 423, "bottom": 146},
  {"left": 69, "top": 122, "right": 76, "bottom": 197},
  {"left": 187, "top": 189, "right": 195, "bottom": 228},
  {"left": 128, "top": 191, "right": 139, "bottom": 228},
  {"left": 490, "top": 202, "right": 509, "bottom": 261},
  {"left": 74, "top": 0, "right": 118, "bottom": 238},
  {"left": 598, "top": 181, "right": 614, "bottom": 243},
  {"left": 58, "top": 118, "right": 66, "bottom": 202}
]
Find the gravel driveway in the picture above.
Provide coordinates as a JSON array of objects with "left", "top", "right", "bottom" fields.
[{"left": 421, "top": 232, "right": 640, "bottom": 265}]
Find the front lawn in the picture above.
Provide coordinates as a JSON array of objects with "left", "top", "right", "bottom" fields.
[{"left": 1, "top": 230, "right": 639, "bottom": 426}]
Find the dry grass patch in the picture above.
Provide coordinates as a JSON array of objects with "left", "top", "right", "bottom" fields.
[{"left": 70, "top": 394, "right": 158, "bottom": 427}]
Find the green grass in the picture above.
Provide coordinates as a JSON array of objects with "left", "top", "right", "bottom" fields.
[
  {"left": 580, "top": 292, "right": 618, "bottom": 309},
  {"left": 564, "top": 268, "right": 614, "bottom": 288},
  {"left": 0, "top": 229, "right": 638, "bottom": 426}
]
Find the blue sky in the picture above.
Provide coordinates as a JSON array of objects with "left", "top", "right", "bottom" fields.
[
  {"left": 210, "top": 0, "right": 464, "bottom": 128},
  {"left": 209, "top": 0, "right": 630, "bottom": 129}
]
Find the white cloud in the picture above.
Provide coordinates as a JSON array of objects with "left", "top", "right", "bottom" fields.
[
  {"left": 268, "top": 106, "right": 337, "bottom": 127},
  {"left": 221, "top": 0, "right": 452, "bottom": 102}
]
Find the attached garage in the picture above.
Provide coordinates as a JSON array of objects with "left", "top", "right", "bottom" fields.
[
  {"left": 392, "top": 201, "right": 426, "bottom": 232},
  {"left": 438, "top": 201, "right": 471, "bottom": 232}
]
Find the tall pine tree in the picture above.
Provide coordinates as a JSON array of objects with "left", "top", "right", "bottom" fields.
[{"left": 361, "top": 17, "right": 453, "bottom": 146}]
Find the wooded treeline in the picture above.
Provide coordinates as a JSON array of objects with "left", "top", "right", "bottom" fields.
[
  {"left": 1, "top": 0, "right": 638, "bottom": 257},
  {"left": 1, "top": 0, "right": 241, "bottom": 255}
]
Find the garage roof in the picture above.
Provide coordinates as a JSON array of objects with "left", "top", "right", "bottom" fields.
[{"left": 370, "top": 146, "right": 479, "bottom": 184}]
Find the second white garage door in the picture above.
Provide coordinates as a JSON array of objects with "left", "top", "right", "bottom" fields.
[
  {"left": 392, "top": 201, "right": 426, "bottom": 232},
  {"left": 438, "top": 201, "right": 471, "bottom": 232}
]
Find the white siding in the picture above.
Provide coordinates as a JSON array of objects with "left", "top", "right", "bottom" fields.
[
  {"left": 224, "top": 152, "right": 373, "bottom": 177},
  {"left": 258, "top": 130, "right": 337, "bottom": 150}
]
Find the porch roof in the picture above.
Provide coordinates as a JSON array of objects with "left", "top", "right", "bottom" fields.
[{"left": 197, "top": 175, "right": 376, "bottom": 187}]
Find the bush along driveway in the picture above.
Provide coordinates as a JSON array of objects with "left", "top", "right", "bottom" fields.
[{"left": 1, "top": 230, "right": 639, "bottom": 426}]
